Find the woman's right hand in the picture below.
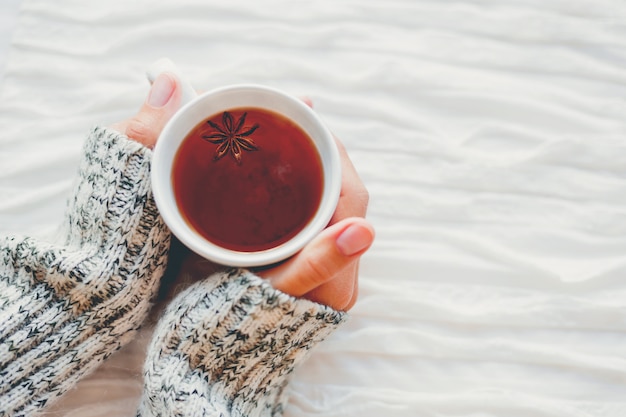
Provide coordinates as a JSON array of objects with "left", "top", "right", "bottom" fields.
[{"left": 259, "top": 132, "right": 374, "bottom": 312}]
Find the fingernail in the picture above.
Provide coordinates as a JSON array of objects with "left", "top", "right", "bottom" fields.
[
  {"left": 336, "top": 223, "right": 374, "bottom": 256},
  {"left": 147, "top": 73, "right": 175, "bottom": 107}
]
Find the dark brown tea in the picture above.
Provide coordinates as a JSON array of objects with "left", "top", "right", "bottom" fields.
[{"left": 172, "top": 107, "right": 324, "bottom": 252}]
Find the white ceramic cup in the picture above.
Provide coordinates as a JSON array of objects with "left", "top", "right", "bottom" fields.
[{"left": 150, "top": 63, "right": 341, "bottom": 267}]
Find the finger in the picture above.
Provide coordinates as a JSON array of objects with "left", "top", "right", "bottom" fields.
[
  {"left": 300, "top": 96, "right": 313, "bottom": 108},
  {"left": 303, "top": 260, "right": 360, "bottom": 311},
  {"left": 293, "top": 100, "right": 369, "bottom": 221},
  {"left": 110, "top": 72, "right": 183, "bottom": 148},
  {"left": 303, "top": 218, "right": 365, "bottom": 310},
  {"left": 330, "top": 138, "right": 370, "bottom": 223},
  {"left": 266, "top": 218, "right": 374, "bottom": 310}
]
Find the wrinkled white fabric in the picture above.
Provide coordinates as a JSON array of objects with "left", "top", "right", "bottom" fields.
[{"left": 1, "top": 0, "right": 626, "bottom": 416}]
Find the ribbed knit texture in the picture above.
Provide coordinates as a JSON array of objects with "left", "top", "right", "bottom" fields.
[
  {"left": 0, "top": 127, "right": 171, "bottom": 416},
  {"left": 0, "top": 126, "right": 347, "bottom": 417},
  {"left": 138, "top": 269, "right": 347, "bottom": 417}
]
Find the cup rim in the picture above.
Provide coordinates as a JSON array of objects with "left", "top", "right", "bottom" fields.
[{"left": 151, "top": 84, "right": 341, "bottom": 267}]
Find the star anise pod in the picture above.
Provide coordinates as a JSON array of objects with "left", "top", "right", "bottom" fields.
[{"left": 202, "top": 111, "right": 259, "bottom": 164}]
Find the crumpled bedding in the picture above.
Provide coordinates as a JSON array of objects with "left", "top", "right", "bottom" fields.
[{"left": 1, "top": 0, "right": 626, "bottom": 416}]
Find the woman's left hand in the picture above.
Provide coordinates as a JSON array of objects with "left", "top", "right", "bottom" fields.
[{"left": 110, "top": 72, "right": 183, "bottom": 148}]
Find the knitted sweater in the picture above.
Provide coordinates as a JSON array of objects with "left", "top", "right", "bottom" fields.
[{"left": 0, "top": 127, "right": 346, "bottom": 417}]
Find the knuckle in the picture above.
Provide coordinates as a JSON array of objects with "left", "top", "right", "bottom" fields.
[
  {"left": 344, "top": 286, "right": 359, "bottom": 311},
  {"left": 334, "top": 290, "right": 355, "bottom": 312},
  {"left": 124, "top": 118, "right": 156, "bottom": 147},
  {"left": 302, "top": 256, "right": 333, "bottom": 288},
  {"left": 345, "top": 298, "right": 357, "bottom": 311},
  {"left": 336, "top": 268, "right": 359, "bottom": 311}
]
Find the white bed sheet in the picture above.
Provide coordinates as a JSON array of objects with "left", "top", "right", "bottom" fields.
[
  {"left": 1, "top": 0, "right": 626, "bottom": 416},
  {"left": 0, "top": 0, "right": 21, "bottom": 77}
]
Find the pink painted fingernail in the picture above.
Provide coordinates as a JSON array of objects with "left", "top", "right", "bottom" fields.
[
  {"left": 336, "top": 223, "right": 374, "bottom": 256},
  {"left": 147, "top": 73, "right": 175, "bottom": 107}
]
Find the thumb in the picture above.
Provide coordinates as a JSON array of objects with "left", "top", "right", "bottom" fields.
[
  {"left": 266, "top": 218, "right": 375, "bottom": 304},
  {"left": 112, "top": 72, "right": 183, "bottom": 148}
]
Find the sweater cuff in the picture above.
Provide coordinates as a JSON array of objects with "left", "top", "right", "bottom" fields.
[
  {"left": 154, "top": 269, "right": 347, "bottom": 414},
  {"left": 61, "top": 126, "right": 156, "bottom": 248}
]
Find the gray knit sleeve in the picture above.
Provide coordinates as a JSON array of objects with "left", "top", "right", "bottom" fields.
[
  {"left": 138, "top": 268, "right": 347, "bottom": 417},
  {"left": 0, "top": 126, "right": 171, "bottom": 416}
]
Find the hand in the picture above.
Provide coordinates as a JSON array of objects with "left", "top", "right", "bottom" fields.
[
  {"left": 258, "top": 102, "right": 374, "bottom": 312},
  {"left": 110, "top": 72, "right": 183, "bottom": 148},
  {"left": 178, "top": 138, "right": 374, "bottom": 313},
  {"left": 111, "top": 77, "right": 374, "bottom": 312}
]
